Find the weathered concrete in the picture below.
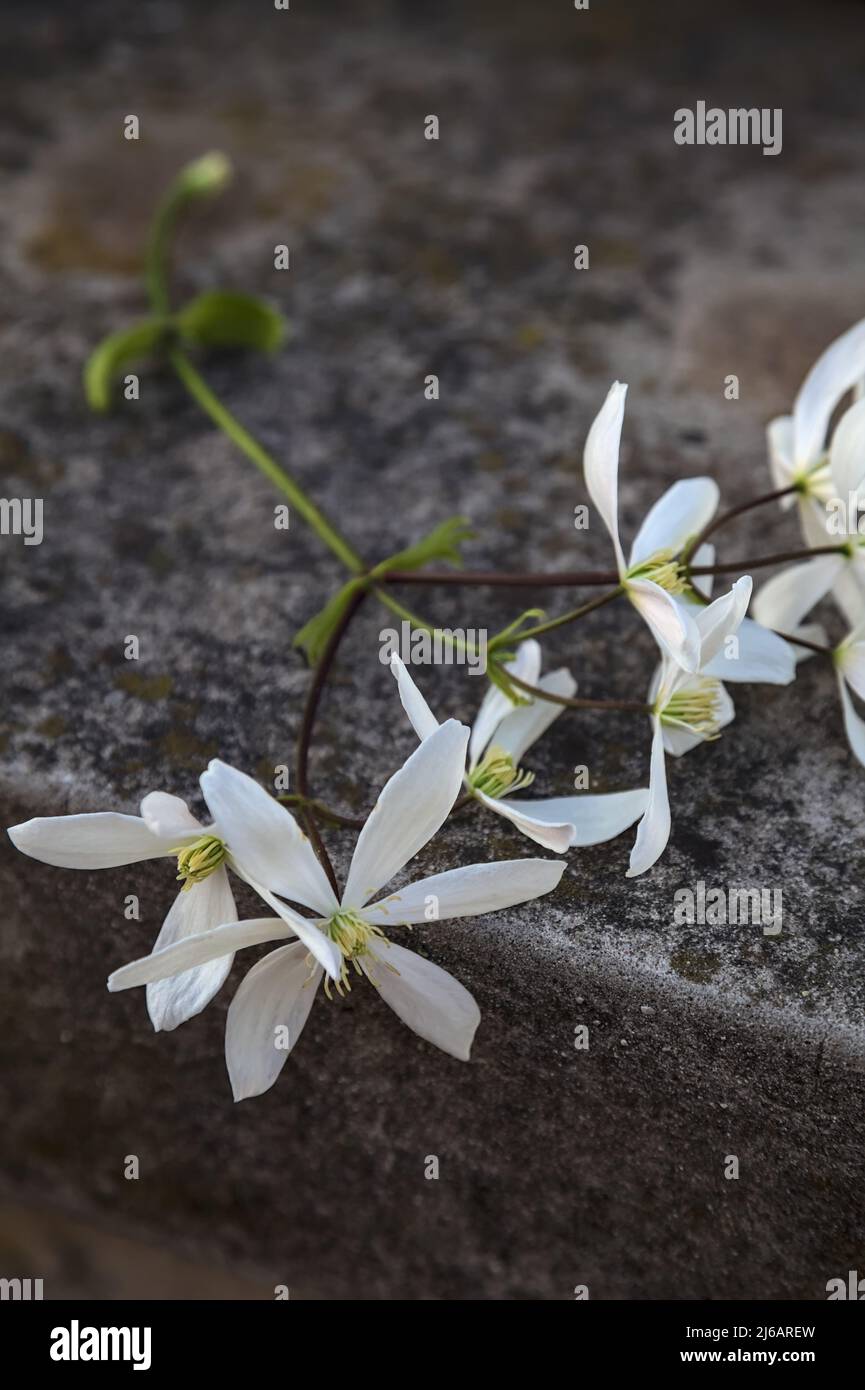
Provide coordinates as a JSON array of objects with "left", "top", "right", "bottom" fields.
[{"left": 1, "top": 0, "right": 864, "bottom": 1299}]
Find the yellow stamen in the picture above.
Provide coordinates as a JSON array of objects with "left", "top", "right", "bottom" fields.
[
  {"left": 626, "top": 548, "right": 687, "bottom": 595},
  {"left": 659, "top": 678, "right": 724, "bottom": 740},
  {"left": 468, "top": 744, "right": 535, "bottom": 799},
  {"left": 318, "top": 909, "right": 392, "bottom": 997},
  {"left": 172, "top": 834, "right": 227, "bottom": 890}
]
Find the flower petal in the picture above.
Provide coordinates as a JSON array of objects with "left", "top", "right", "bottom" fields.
[
  {"left": 628, "top": 477, "right": 719, "bottom": 570},
  {"left": 798, "top": 494, "right": 834, "bottom": 548},
  {"left": 701, "top": 615, "right": 795, "bottom": 685},
  {"left": 752, "top": 555, "right": 843, "bottom": 631},
  {"left": 837, "top": 672, "right": 865, "bottom": 768},
  {"left": 516, "top": 788, "right": 650, "bottom": 846},
  {"left": 365, "top": 857, "right": 566, "bottom": 926},
  {"left": 692, "top": 576, "right": 752, "bottom": 667},
  {"left": 107, "top": 917, "right": 296, "bottom": 993},
  {"left": 794, "top": 316, "right": 865, "bottom": 468},
  {"left": 790, "top": 622, "right": 829, "bottom": 662},
  {"left": 829, "top": 397, "right": 865, "bottom": 505},
  {"left": 833, "top": 565, "right": 865, "bottom": 630},
  {"left": 629, "top": 579, "right": 701, "bottom": 671},
  {"left": 626, "top": 717, "right": 671, "bottom": 877},
  {"left": 226, "top": 944, "right": 321, "bottom": 1102},
  {"left": 363, "top": 943, "right": 480, "bottom": 1060},
  {"left": 583, "top": 381, "right": 627, "bottom": 574},
  {"left": 146, "top": 866, "right": 238, "bottom": 1032},
  {"left": 342, "top": 719, "right": 469, "bottom": 909},
  {"left": 389, "top": 654, "right": 440, "bottom": 741},
  {"left": 139, "top": 791, "right": 203, "bottom": 843},
  {"left": 472, "top": 789, "right": 574, "bottom": 851},
  {"left": 7, "top": 812, "right": 167, "bottom": 869},
  {"left": 837, "top": 640, "right": 865, "bottom": 702},
  {"left": 468, "top": 640, "right": 541, "bottom": 768},
  {"left": 239, "top": 879, "right": 341, "bottom": 981},
  {"left": 767, "top": 415, "right": 796, "bottom": 496},
  {"left": 491, "top": 667, "right": 576, "bottom": 765},
  {"left": 200, "top": 759, "right": 338, "bottom": 916}
]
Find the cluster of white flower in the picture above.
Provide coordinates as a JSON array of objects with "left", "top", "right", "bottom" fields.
[
  {"left": 750, "top": 318, "right": 865, "bottom": 760},
  {"left": 9, "top": 316, "right": 865, "bottom": 1100}
]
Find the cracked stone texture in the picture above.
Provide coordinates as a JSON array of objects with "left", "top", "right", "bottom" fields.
[{"left": 1, "top": 0, "right": 864, "bottom": 1300}]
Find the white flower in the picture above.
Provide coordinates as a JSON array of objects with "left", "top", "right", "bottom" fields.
[
  {"left": 627, "top": 576, "right": 752, "bottom": 877},
  {"left": 584, "top": 382, "right": 794, "bottom": 685},
  {"left": 390, "top": 645, "right": 649, "bottom": 853},
  {"left": 766, "top": 317, "right": 865, "bottom": 534},
  {"left": 584, "top": 382, "right": 719, "bottom": 670},
  {"left": 754, "top": 397, "right": 865, "bottom": 638},
  {"left": 7, "top": 762, "right": 345, "bottom": 1030},
  {"left": 834, "top": 622, "right": 865, "bottom": 766},
  {"left": 106, "top": 720, "right": 566, "bottom": 1100},
  {"left": 684, "top": 545, "right": 796, "bottom": 685}
]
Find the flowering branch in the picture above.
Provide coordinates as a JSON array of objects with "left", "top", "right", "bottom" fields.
[{"left": 23, "top": 147, "right": 861, "bottom": 1099}]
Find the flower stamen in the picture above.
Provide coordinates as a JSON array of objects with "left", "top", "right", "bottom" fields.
[
  {"left": 320, "top": 909, "right": 390, "bottom": 997},
  {"left": 658, "top": 678, "right": 724, "bottom": 740},
  {"left": 468, "top": 744, "right": 535, "bottom": 799},
  {"left": 172, "top": 834, "right": 227, "bottom": 890},
  {"left": 626, "top": 548, "right": 687, "bottom": 595}
]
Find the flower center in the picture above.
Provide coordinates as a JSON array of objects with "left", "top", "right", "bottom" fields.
[
  {"left": 468, "top": 744, "right": 535, "bottom": 799},
  {"left": 658, "top": 679, "right": 724, "bottom": 740},
  {"left": 795, "top": 457, "right": 833, "bottom": 502},
  {"left": 321, "top": 909, "right": 391, "bottom": 998},
  {"left": 173, "top": 834, "right": 227, "bottom": 890},
  {"left": 626, "top": 548, "right": 687, "bottom": 595}
]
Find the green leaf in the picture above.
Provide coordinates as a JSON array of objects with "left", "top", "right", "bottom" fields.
[
  {"left": 83, "top": 317, "right": 170, "bottom": 413},
  {"left": 293, "top": 578, "right": 365, "bottom": 666},
  {"left": 176, "top": 291, "right": 286, "bottom": 354},
  {"left": 294, "top": 518, "right": 474, "bottom": 667},
  {"left": 372, "top": 516, "right": 474, "bottom": 577}
]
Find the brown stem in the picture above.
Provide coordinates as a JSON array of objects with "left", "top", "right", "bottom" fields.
[
  {"left": 383, "top": 567, "right": 620, "bottom": 587},
  {"left": 295, "top": 588, "right": 368, "bottom": 893},
  {"left": 277, "top": 794, "right": 364, "bottom": 830},
  {"left": 682, "top": 483, "right": 797, "bottom": 567},
  {"left": 504, "top": 669, "right": 650, "bottom": 713},
  {"left": 771, "top": 629, "right": 832, "bottom": 657},
  {"left": 690, "top": 544, "right": 846, "bottom": 575}
]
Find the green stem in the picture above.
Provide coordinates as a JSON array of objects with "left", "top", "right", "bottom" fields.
[
  {"left": 491, "top": 585, "right": 624, "bottom": 648},
  {"left": 145, "top": 187, "right": 184, "bottom": 317},
  {"left": 168, "top": 348, "right": 364, "bottom": 575},
  {"left": 372, "top": 586, "right": 474, "bottom": 656}
]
